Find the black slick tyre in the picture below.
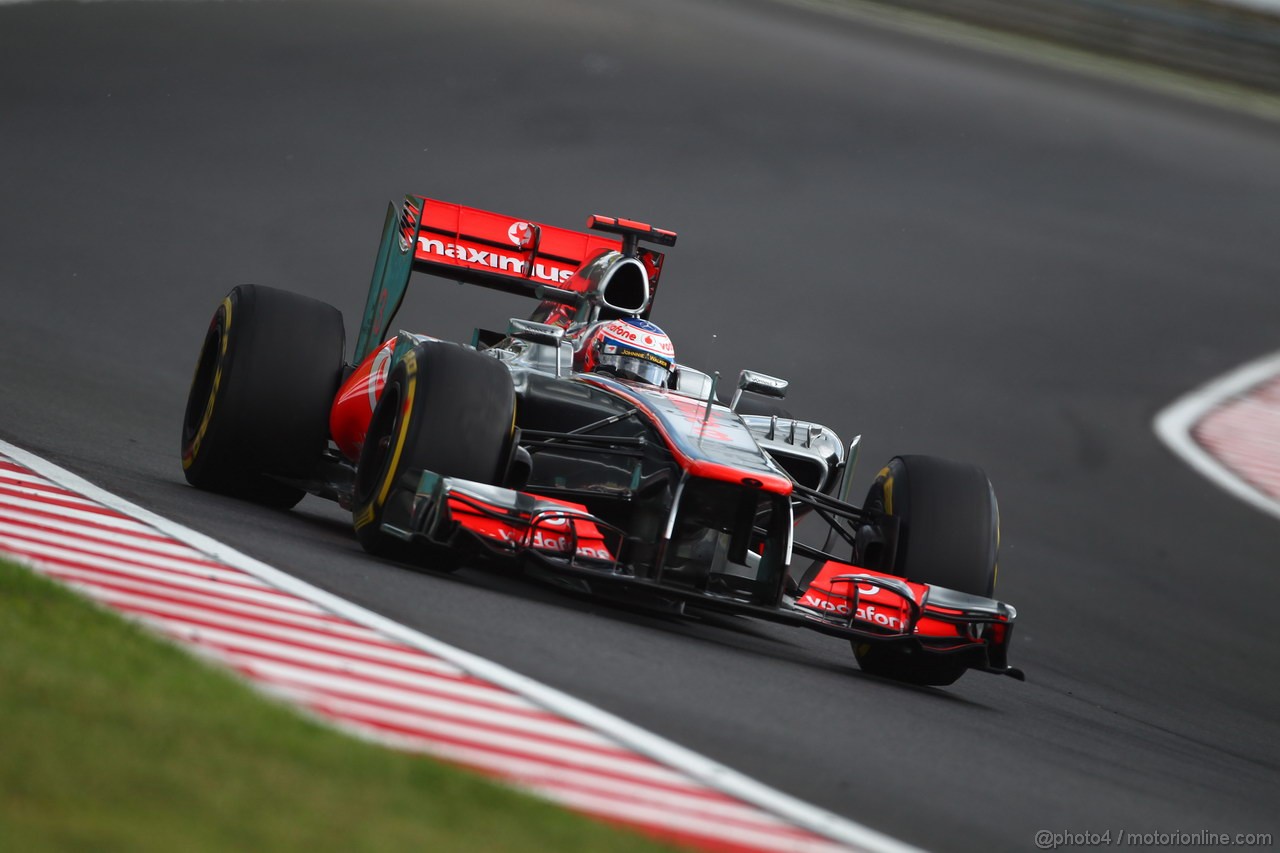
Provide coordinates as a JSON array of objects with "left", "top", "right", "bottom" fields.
[
  {"left": 351, "top": 341, "right": 516, "bottom": 565},
  {"left": 181, "top": 285, "right": 345, "bottom": 508},
  {"left": 853, "top": 455, "right": 1000, "bottom": 686}
]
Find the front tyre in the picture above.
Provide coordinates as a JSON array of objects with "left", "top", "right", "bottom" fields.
[
  {"left": 862, "top": 455, "right": 999, "bottom": 595},
  {"left": 181, "top": 285, "right": 345, "bottom": 508},
  {"left": 351, "top": 341, "right": 516, "bottom": 564},
  {"left": 854, "top": 455, "right": 1000, "bottom": 686}
]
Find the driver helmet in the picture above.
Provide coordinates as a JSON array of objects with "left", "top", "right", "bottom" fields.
[{"left": 577, "top": 318, "right": 676, "bottom": 387}]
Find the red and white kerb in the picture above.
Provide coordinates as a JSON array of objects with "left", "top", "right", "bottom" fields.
[{"left": 0, "top": 447, "right": 914, "bottom": 853}]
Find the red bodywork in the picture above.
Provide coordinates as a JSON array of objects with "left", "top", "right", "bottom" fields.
[
  {"left": 446, "top": 490, "right": 616, "bottom": 563},
  {"left": 331, "top": 338, "right": 396, "bottom": 461},
  {"left": 407, "top": 198, "right": 665, "bottom": 306},
  {"left": 799, "top": 559, "right": 1010, "bottom": 647},
  {"left": 332, "top": 199, "right": 672, "bottom": 463}
]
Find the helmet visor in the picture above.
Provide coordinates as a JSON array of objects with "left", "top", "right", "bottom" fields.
[{"left": 596, "top": 351, "right": 672, "bottom": 386}]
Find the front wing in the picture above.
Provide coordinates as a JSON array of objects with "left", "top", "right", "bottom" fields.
[{"left": 375, "top": 472, "right": 1022, "bottom": 680}]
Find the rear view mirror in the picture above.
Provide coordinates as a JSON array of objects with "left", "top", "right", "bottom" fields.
[
  {"left": 507, "top": 318, "right": 565, "bottom": 347},
  {"left": 731, "top": 369, "right": 788, "bottom": 410}
]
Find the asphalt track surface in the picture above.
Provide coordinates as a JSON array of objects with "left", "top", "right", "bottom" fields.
[{"left": 2, "top": 1, "right": 1278, "bottom": 849}]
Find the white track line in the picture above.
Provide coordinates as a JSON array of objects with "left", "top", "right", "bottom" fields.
[
  {"left": 1154, "top": 350, "right": 1280, "bottom": 522},
  {"left": 0, "top": 438, "right": 922, "bottom": 853}
]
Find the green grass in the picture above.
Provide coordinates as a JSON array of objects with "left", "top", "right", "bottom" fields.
[{"left": 0, "top": 559, "right": 674, "bottom": 852}]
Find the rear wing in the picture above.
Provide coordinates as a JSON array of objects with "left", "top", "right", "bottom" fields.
[{"left": 354, "top": 196, "right": 676, "bottom": 364}]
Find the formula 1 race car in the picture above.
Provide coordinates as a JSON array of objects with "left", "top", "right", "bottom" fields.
[{"left": 180, "top": 196, "right": 1022, "bottom": 686}]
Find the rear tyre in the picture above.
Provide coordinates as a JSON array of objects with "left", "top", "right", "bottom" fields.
[
  {"left": 181, "top": 285, "right": 345, "bottom": 508},
  {"left": 853, "top": 455, "right": 1000, "bottom": 686},
  {"left": 351, "top": 341, "right": 515, "bottom": 565}
]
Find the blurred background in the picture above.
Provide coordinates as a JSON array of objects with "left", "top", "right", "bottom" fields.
[{"left": 1, "top": 0, "right": 1278, "bottom": 849}]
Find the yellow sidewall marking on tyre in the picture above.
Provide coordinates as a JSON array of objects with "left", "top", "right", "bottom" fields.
[
  {"left": 183, "top": 297, "right": 232, "bottom": 470},
  {"left": 878, "top": 467, "right": 894, "bottom": 515},
  {"left": 355, "top": 350, "right": 417, "bottom": 531}
]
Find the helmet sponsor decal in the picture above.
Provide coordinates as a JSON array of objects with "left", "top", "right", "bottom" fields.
[
  {"left": 610, "top": 346, "right": 673, "bottom": 369},
  {"left": 599, "top": 318, "right": 675, "bottom": 360}
]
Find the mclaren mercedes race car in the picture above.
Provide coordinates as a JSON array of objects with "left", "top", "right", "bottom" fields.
[{"left": 180, "top": 196, "right": 1022, "bottom": 687}]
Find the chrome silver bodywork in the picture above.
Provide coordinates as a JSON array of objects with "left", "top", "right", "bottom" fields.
[{"left": 738, "top": 415, "right": 846, "bottom": 495}]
